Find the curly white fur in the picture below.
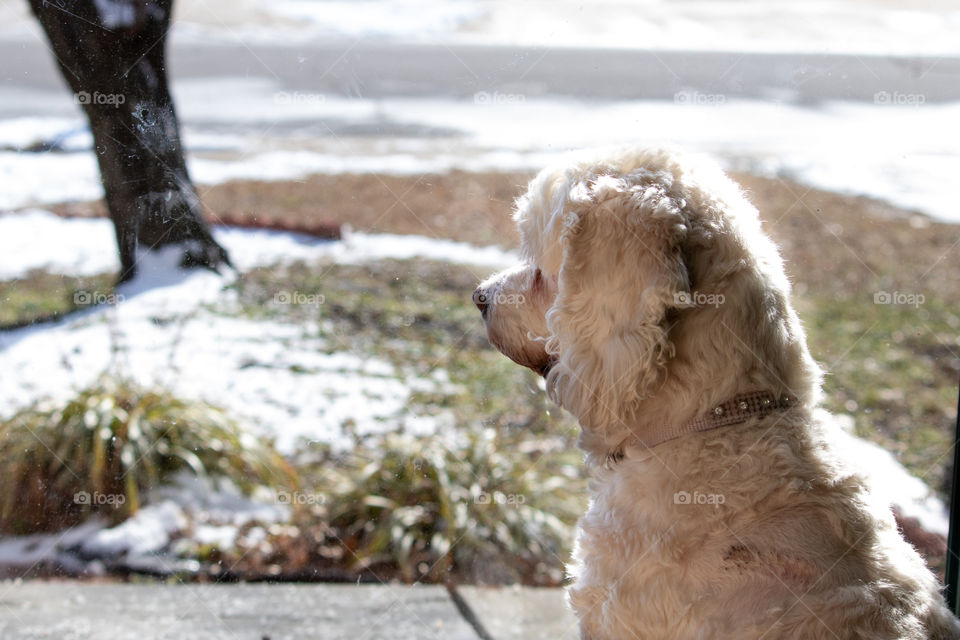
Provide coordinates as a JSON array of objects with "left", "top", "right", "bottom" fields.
[{"left": 474, "top": 147, "right": 960, "bottom": 639}]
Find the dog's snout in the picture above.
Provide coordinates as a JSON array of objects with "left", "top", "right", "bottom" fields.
[{"left": 473, "top": 287, "right": 489, "bottom": 314}]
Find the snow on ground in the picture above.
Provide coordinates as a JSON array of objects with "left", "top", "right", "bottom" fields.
[
  {"left": 0, "top": 209, "right": 516, "bottom": 279},
  {"left": 0, "top": 473, "right": 290, "bottom": 575},
  {"left": 0, "top": 211, "right": 514, "bottom": 453},
  {"left": 5, "top": 0, "right": 960, "bottom": 56},
  {"left": 0, "top": 208, "right": 509, "bottom": 462},
  {"left": 2, "top": 83, "right": 960, "bottom": 222},
  {"left": 1, "top": 278, "right": 418, "bottom": 453},
  {"left": 265, "top": 0, "right": 486, "bottom": 41},
  {"left": 176, "top": 1, "right": 960, "bottom": 56},
  {"left": 0, "top": 215, "right": 516, "bottom": 573},
  {"left": 829, "top": 413, "right": 949, "bottom": 537}
]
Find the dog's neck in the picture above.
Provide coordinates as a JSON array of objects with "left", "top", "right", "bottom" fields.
[{"left": 599, "top": 390, "right": 795, "bottom": 468}]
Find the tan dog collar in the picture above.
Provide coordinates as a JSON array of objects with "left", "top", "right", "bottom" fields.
[{"left": 605, "top": 391, "right": 794, "bottom": 467}]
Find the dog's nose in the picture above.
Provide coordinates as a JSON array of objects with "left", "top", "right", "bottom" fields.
[{"left": 473, "top": 287, "right": 488, "bottom": 313}]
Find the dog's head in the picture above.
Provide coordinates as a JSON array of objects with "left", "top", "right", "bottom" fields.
[{"left": 475, "top": 147, "right": 820, "bottom": 456}]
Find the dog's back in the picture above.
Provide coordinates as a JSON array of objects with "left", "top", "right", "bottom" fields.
[{"left": 568, "top": 415, "right": 960, "bottom": 639}]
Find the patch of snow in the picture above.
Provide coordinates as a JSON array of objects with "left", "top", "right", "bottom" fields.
[
  {"left": 268, "top": 0, "right": 485, "bottom": 39},
  {"left": 453, "top": 0, "right": 960, "bottom": 56},
  {"left": 154, "top": 474, "right": 289, "bottom": 527},
  {"left": 237, "top": 526, "right": 268, "bottom": 549},
  {"left": 0, "top": 209, "right": 517, "bottom": 280},
  {"left": 80, "top": 501, "right": 188, "bottom": 558},
  {"left": 193, "top": 524, "right": 238, "bottom": 549},
  {"left": 0, "top": 474, "right": 291, "bottom": 574},
  {"left": 0, "top": 209, "right": 117, "bottom": 278},
  {"left": 219, "top": 226, "right": 517, "bottom": 272},
  {"left": 91, "top": 0, "right": 138, "bottom": 31},
  {"left": 189, "top": 148, "right": 561, "bottom": 184},
  {"left": 2, "top": 84, "right": 960, "bottom": 222},
  {"left": 182, "top": 130, "right": 249, "bottom": 152},
  {"left": 172, "top": 80, "right": 358, "bottom": 125},
  {"left": 0, "top": 219, "right": 507, "bottom": 453},
  {"left": 4, "top": 0, "right": 960, "bottom": 55},
  {"left": 0, "top": 151, "right": 103, "bottom": 210},
  {"left": 827, "top": 411, "right": 949, "bottom": 537},
  {"left": 162, "top": 0, "right": 960, "bottom": 56},
  {"left": 0, "top": 519, "right": 105, "bottom": 569},
  {"left": 0, "top": 281, "right": 408, "bottom": 452},
  {"left": 861, "top": 439, "right": 950, "bottom": 537},
  {"left": 0, "top": 117, "right": 90, "bottom": 151}
]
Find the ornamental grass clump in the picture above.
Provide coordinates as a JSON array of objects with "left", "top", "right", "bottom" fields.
[
  {"left": 317, "top": 427, "right": 585, "bottom": 585},
  {"left": 0, "top": 376, "right": 295, "bottom": 534}
]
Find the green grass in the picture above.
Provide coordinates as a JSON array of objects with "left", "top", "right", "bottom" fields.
[
  {"left": 0, "top": 270, "right": 116, "bottom": 329},
  {"left": 799, "top": 293, "right": 960, "bottom": 495}
]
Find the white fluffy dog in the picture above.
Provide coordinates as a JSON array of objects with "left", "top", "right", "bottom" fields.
[{"left": 473, "top": 147, "right": 960, "bottom": 639}]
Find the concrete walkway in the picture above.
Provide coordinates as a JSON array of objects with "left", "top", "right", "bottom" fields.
[{"left": 0, "top": 582, "right": 579, "bottom": 640}]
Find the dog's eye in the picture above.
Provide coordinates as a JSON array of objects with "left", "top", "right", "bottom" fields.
[{"left": 533, "top": 268, "right": 542, "bottom": 286}]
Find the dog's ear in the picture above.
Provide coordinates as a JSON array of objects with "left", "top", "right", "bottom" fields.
[{"left": 544, "top": 175, "right": 691, "bottom": 444}]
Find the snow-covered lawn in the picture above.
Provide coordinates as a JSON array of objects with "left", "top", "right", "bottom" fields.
[
  {"left": 0, "top": 210, "right": 520, "bottom": 574},
  {"left": 0, "top": 210, "right": 513, "bottom": 445}
]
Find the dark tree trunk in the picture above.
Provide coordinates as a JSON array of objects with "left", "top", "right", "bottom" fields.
[{"left": 28, "top": 0, "right": 230, "bottom": 282}]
